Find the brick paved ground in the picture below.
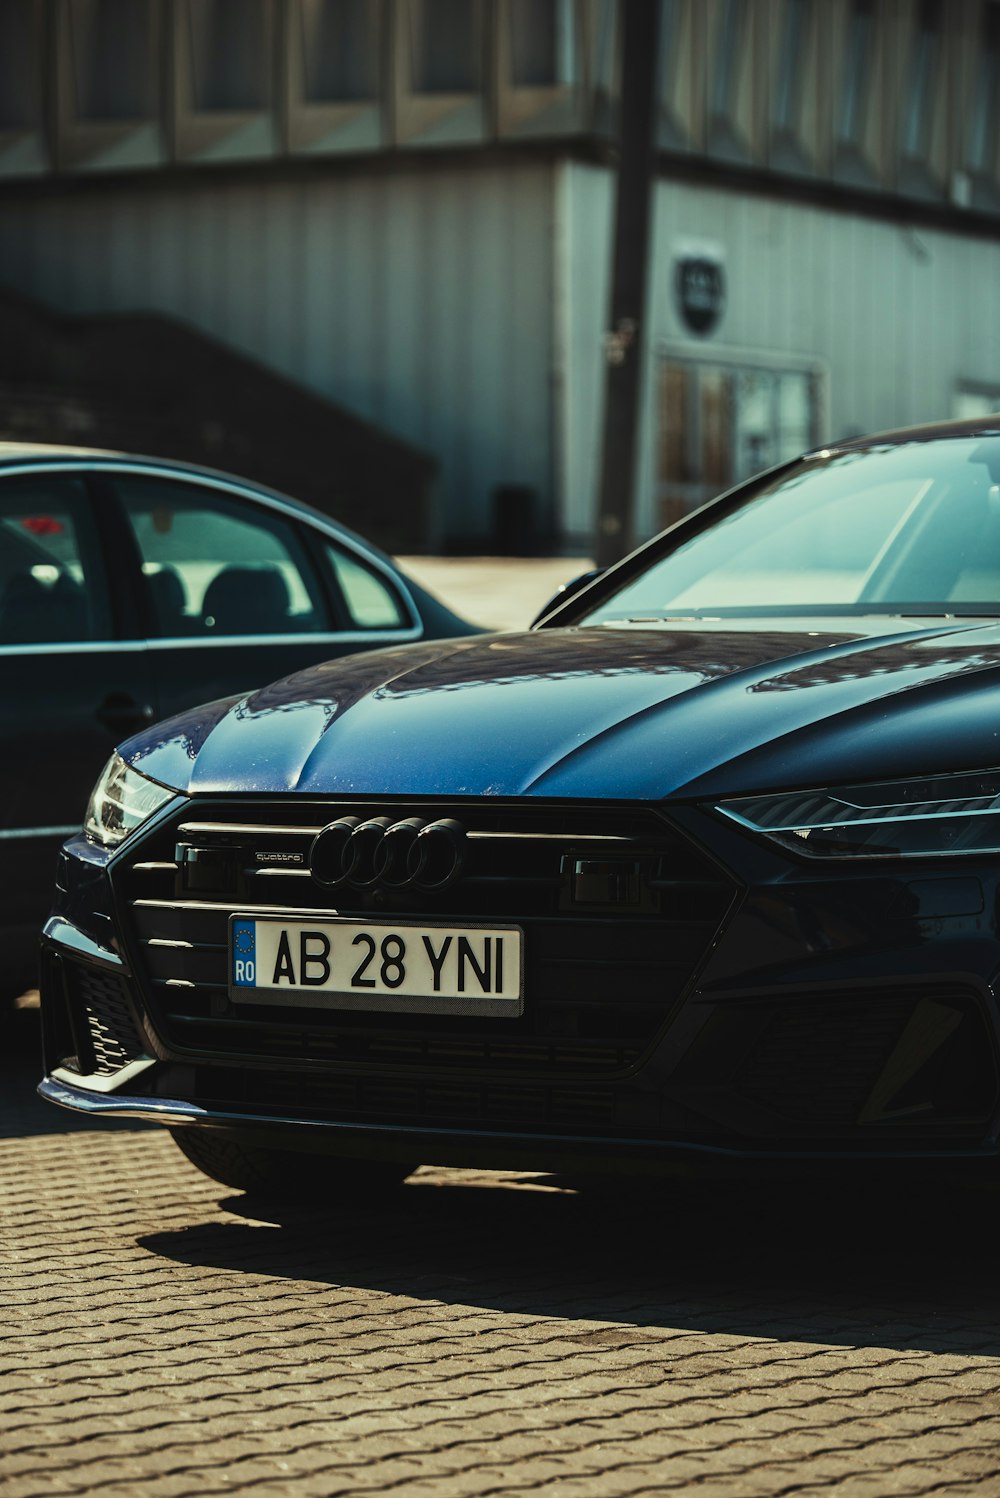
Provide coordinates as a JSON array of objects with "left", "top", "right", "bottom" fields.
[{"left": 4, "top": 1005, "right": 1000, "bottom": 1497}]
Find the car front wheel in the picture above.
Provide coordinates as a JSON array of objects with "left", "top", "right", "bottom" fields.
[{"left": 170, "top": 1126, "right": 415, "bottom": 1198}]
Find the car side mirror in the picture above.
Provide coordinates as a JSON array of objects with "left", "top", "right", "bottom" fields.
[{"left": 530, "top": 569, "right": 603, "bottom": 628}]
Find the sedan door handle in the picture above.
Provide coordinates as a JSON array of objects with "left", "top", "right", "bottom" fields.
[{"left": 97, "top": 693, "right": 156, "bottom": 733}]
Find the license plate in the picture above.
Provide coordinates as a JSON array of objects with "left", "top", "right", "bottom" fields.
[{"left": 228, "top": 915, "right": 523, "bottom": 1018}]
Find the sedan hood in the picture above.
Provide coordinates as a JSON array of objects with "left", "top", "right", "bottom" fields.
[{"left": 123, "top": 620, "right": 1000, "bottom": 801}]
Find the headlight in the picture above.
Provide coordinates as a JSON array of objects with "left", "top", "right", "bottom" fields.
[
  {"left": 84, "top": 754, "right": 175, "bottom": 849},
  {"left": 715, "top": 769, "right": 1000, "bottom": 859}
]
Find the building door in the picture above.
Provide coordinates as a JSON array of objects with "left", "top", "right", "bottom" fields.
[{"left": 656, "top": 354, "right": 823, "bottom": 529}]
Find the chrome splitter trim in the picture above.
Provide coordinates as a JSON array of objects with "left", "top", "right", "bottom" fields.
[
  {"left": 50, "top": 1057, "right": 157, "bottom": 1093},
  {"left": 42, "top": 915, "right": 125, "bottom": 969}
]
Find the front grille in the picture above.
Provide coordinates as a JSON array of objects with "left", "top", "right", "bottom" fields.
[
  {"left": 195, "top": 1066, "right": 620, "bottom": 1134},
  {"left": 116, "top": 799, "right": 737, "bottom": 1084}
]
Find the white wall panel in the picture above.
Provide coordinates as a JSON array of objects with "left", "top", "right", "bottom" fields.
[
  {"left": 560, "top": 165, "right": 1000, "bottom": 544},
  {"left": 652, "top": 180, "right": 1000, "bottom": 442},
  {"left": 557, "top": 160, "right": 612, "bottom": 544}
]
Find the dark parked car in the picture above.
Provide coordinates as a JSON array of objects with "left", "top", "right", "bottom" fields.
[
  {"left": 37, "top": 417, "right": 1000, "bottom": 1192},
  {"left": 0, "top": 443, "right": 476, "bottom": 1000}
]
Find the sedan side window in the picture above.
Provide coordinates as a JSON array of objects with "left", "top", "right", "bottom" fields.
[
  {"left": 325, "top": 542, "right": 408, "bottom": 629},
  {"left": 113, "top": 476, "right": 330, "bottom": 637},
  {"left": 0, "top": 477, "right": 110, "bottom": 645}
]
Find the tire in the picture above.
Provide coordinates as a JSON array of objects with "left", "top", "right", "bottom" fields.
[{"left": 170, "top": 1126, "right": 414, "bottom": 1198}]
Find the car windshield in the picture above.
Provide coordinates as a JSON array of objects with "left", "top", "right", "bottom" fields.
[{"left": 581, "top": 436, "right": 1000, "bottom": 623}]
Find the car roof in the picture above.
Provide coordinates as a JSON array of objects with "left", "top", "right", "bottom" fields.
[
  {"left": 0, "top": 440, "right": 125, "bottom": 462},
  {"left": 813, "top": 414, "right": 1000, "bottom": 454}
]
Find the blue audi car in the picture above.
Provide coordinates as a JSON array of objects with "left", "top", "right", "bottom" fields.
[{"left": 37, "top": 418, "right": 1000, "bottom": 1194}]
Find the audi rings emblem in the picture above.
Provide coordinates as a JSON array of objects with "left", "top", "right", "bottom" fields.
[{"left": 309, "top": 816, "right": 467, "bottom": 891}]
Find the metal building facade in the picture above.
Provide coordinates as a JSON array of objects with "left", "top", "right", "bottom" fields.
[
  {"left": 559, "top": 163, "right": 1000, "bottom": 544},
  {"left": 0, "top": 159, "right": 558, "bottom": 545},
  {"left": 2, "top": 1, "right": 1000, "bottom": 550}
]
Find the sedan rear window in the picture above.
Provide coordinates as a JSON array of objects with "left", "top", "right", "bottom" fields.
[{"left": 325, "top": 542, "right": 407, "bottom": 630}]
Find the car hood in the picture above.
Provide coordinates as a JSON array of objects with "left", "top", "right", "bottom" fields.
[{"left": 122, "top": 619, "right": 1000, "bottom": 801}]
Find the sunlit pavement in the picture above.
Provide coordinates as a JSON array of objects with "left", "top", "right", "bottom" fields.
[
  {"left": 6, "top": 558, "right": 1000, "bottom": 1494},
  {"left": 394, "top": 556, "right": 593, "bottom": 633},
  {"left": 4, "top": 1003, "right": 1000, "bottom": 1498}
]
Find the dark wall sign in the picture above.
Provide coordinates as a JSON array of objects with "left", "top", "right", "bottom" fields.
[{"left": 675, "top": 257, "right": 726, "bottom": 336}]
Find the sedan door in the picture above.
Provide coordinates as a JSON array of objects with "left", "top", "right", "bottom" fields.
[
  {"left": 0, "top": 470, "right": 155, "bottom": 969},
  {"left": 103, "top": 471, "right": 420, "bottom": 726}
]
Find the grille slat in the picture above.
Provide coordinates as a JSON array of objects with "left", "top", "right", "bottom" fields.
[{"left": 170, "top": 1010, "right": 639, "bottom": 1073}]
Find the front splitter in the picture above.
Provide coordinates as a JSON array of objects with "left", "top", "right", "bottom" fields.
[{"left": 37, "top": 1074, "right": 1000, "bottom": 1182}]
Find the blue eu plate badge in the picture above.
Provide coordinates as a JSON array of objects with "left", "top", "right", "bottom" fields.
[{"left": 232, "top": 919, "right": 257, "bottom": 987}]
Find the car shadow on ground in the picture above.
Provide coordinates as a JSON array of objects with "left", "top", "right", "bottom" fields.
[
  {"left": 139, "top": 1155, "right": 1000, "bottom": 1363},
  {"left": 11, "top": 1001, "right": 1000, "bottom": 1360}
]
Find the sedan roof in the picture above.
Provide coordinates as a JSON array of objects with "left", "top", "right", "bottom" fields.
[
  {"left": 0, "top": 441, "right": 398, "bottom": 558},
  {"left": 0, "top": 441, "right": 125, "bottom": 462}
]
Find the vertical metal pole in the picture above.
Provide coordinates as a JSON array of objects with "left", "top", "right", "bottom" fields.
[{"left": 594, "top": 0, "right": 662, "bottom": 569}]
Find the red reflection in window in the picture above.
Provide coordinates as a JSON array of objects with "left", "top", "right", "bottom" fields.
[{"left": 20, "top": 515, "right": 65, "bottom": 536}]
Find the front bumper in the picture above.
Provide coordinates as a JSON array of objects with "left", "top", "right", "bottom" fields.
[{"left": 37, "top": 794, "right": 1000, "bottom": 1173}]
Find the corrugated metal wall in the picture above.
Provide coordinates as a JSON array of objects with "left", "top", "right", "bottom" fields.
[
  {"left": 0, "top": 159, "right": 556, "bottom": 546},
  {"left": 560, "top": 165, "right": 1000, "bottom": 544},
  {"left": 4, "top": 156, "right": 1000, "bottom": 549}
]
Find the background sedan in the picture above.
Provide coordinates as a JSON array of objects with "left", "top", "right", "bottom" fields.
[{"left": 0, "top": 443, "right": 477, "bottom": 1000}]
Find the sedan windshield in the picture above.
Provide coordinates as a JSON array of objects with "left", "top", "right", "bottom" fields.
[{"left": 582, "top": 436, "right": 1000, "bottom": 622}]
